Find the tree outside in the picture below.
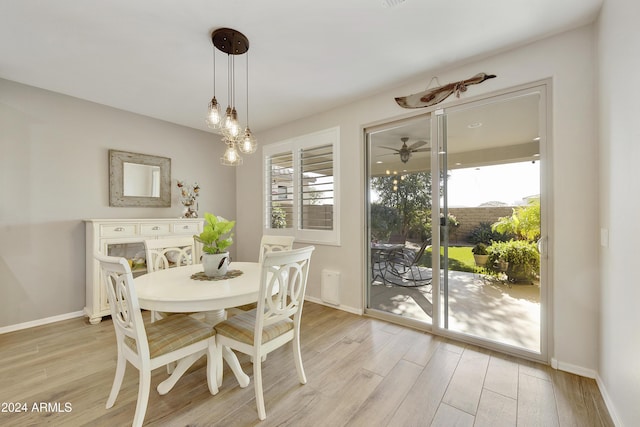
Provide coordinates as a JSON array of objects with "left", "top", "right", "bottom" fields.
[{"left": 370, "top": 172, "right": 432, "bottom": 242}]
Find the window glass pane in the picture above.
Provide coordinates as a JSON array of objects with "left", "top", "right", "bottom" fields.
[
  {"left": 300, "top": 144, "right": 333, "bottom": 230},
  {"left": 267, "top": 151, "right": 294, "bottom": 229}
]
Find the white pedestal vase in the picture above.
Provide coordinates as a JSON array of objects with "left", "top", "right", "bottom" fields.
[{"left": 202, "top": 252, "right": 229, "bottom": 277}]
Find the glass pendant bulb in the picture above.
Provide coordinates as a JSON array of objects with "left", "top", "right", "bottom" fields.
[
  {"left": 229, "top": 108, "right": 240, "bottom": 138},
  {"left": 220, "top": 141, "right": 243, "bottom": 166},
  {"left": 238, "top": 127, "right": 257, "bottom": 154},
  {"left": 222, "top": 105, "right": 232, "bottom": 130},
  {"left": 205, "top": 97, "right": 221, "bottom": 128},
  {"left": 220, "top": 107, "right": 240, "bottom": 141}
]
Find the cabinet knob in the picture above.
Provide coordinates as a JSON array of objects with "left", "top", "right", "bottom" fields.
[
  {"left": 115, "top": 227, "right": 124, "bottom": 232},
  {"left": 183, "top": 225, "right": 189, "bottom": 229},
  {"left": 152, "top": 226, "right": 160, "bottom": 230}
]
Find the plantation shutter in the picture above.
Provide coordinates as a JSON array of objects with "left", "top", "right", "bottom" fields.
[
  {"left": 266, "top": 151, "right": 294, "bottom": 229},
  {"left": 299, "top": 144, "right": 334, "bottom": 231}
]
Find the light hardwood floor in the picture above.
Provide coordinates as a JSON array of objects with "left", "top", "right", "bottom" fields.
[{"left": 0, "top": 303, "right": 613, "bottom": 426}]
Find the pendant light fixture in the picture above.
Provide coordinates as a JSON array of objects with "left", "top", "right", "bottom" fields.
[
  {"left": 207, "top": 28, "right": 257, "bottom": 166},
  {"left": 205, "top": 42, "right": 221, "bottom": 129}
]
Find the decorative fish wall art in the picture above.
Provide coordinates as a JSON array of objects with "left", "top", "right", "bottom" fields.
[{"left": 395, "top": 72, "right": 496, "bottom": 109}]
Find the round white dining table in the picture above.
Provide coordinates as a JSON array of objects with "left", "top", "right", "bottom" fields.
[
  {"left": 135, "top": 262, "right": 261, "bottom": 324},
  {"left": 134, "top": 262, "right": 259, "bottom": 392}
]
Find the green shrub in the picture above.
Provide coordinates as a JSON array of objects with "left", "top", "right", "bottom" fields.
[
  {"left": 492, "top": 198, "right": 540, "bottom": 242},
  {"left": 472, "top": 243, "right": 488, "bottom": 255},
  {"left": 370, "top": 203, "right": 402, "bottom": 241},
  {"left": 486, "top": 240, "right": 540, "bottom": 282},
  {"left": 468, "top": 221, "right": 511, "bottom": 244}
]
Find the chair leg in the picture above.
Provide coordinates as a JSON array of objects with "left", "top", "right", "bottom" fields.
[
  {"left": 206, "top": 342, "right": 219, "bottom": 395},
  {"left": 293, "top": 332, "right": 307, "bottom": 384},
  {"left": 166, "top": 362, "right": 176, "bottom": 375},
  {"left": 106, "top": 352, "right": 126, "bottom": 409},
  {"left": 133, "top": 368, "right": 151, "bottom": 427},
  {"left": 215, "top": 342, "right": 224, "bottom": 388},
  {"left": 253, "top": 355, "right": 266, "bottom": 421}
]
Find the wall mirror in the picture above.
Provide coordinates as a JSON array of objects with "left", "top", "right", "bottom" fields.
[{"left": 109, "top": 150, "right": 171, "bottom": 207}]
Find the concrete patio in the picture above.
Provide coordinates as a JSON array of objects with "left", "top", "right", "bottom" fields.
[{"left": 369, "top": 267, "right": 540, "bottom": 352}]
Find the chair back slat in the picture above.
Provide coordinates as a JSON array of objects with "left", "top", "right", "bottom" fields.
[
  {"left": 95, "top": 253, "right": 149, "bottom": 356},
  {"left": 256, "top": 246, "right": 314, "bottom": 339},
  {"left": 258, "top": 235, "right": 295, "bottom": 263},
  {"left": 412, "top": 239, "right": 431, "bottom": 265},
  {"left": 144, "top": 237, "right": 196, "bottom": 272}
]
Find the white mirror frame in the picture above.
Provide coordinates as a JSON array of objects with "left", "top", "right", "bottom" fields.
[{"left": 109, "top": 150, "right": 171, "bottom": 207}]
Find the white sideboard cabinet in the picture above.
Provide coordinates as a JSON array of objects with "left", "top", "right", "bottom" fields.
[{"left": 84, "top": 218, "right": 203, "bottom": 324}]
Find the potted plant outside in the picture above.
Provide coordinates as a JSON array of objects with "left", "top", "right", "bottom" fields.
[
  {"left": 471, "top": 243, "right": 489, "bottom": 267},
  {"left": 486, "top": 240, "right": 540, "bottom": 283},
  {"left": 194, "top": 213, "right": 235, "bottom": 277}
]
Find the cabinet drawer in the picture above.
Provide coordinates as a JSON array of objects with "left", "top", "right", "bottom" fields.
[
  {"left": 140, "top": 224, "right": 171, "bottom": 235},
  {"left": 100, "top": 224, "right": 137, "bottom": 237},
  {"left": 172, "top": 222, "right": 201, "bottom": 234}
]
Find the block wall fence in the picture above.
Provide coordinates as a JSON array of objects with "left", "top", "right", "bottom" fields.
[{"left": 448, "top": 206, "right": 515, "bottom": 244}]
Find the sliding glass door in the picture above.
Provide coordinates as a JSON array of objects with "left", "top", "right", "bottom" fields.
[
  {"left": 365, "top": 116, "right": 433, "bottom": 326},
  {"left": 366, "top": 84, "right": 548, "bottom": 360}
]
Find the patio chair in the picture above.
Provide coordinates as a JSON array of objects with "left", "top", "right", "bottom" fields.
[
  {"left": 371, "top": 247, "right": 390, "bottom": 284},
  {"left": 370, "top": 243, "right": 402, "bottom": 285},
  {"left": 387, "top": 239, "right": 432, "bottom": 286}
]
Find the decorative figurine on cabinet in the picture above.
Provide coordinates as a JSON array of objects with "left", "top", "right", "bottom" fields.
[{"left": 177, "top": 181, "right": 200, "bottom": 218}]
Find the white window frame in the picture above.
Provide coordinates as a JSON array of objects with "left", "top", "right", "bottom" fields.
[{"left": 263, "top": 126, "right": 340, "bottom": 246}]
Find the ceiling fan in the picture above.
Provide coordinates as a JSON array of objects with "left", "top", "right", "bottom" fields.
[{"left": 379, "top": 137, "right": 430, "bottom": 163}]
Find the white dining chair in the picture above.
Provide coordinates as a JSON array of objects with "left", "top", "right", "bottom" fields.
[
  {"left": 214, "top": 246, "right": 315, "bottom": 421},
  {"left": 144, "top": 237, "right": 197, "bottom": 321},
  {"left": 144, "top": 236, "right": 197, "bottom": 272},
  {"left": 258, "top": 235, "right": 295, "bottom": 263},
  {"left": 230, "top": 235, "right": 296, "bottom": 315},
  {"left": 95, "top": 253, "right": 218, "bottom": 427}
]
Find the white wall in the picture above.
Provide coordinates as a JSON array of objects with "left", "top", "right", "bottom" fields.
[
  {"left": 0, "top": 78, "right": 236, "bottom": 328},
  {"left": 237, "top": 26, "right": 600, "bottom": 372},
  {"left": 597, "top": 0, "right": 640, "bottom": 424}
]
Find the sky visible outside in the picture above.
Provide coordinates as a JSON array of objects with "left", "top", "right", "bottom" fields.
[{"left": 447, "top": 161, "right": 540, "bottom": 207}]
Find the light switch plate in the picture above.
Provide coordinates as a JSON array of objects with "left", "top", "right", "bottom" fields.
[{"left": 600, "top": 228, "right": 609, "bottom": 247}]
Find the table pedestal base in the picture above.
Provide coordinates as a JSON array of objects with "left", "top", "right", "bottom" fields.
[{"left": 157, "top": 309, "right": 250, "bottom": 394}]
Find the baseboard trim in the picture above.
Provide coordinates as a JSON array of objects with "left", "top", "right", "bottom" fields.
[
  {"left": 550, "top": 357, "right": 597, "bottom": 379},
  {"left": 304, "top": 295, "right": 362, "bottom": 315},
  {"left": 595, "top": 373, "right": 623, "bottom": 427},
  {"left": 551, "top": 358, "right": 623, "bottom": 426},
  {"left": 1, "top": 299, "right": 359, "bottom": 335},
  {"left": 0, "top": 311, "right": 85, "bottom": 334}
]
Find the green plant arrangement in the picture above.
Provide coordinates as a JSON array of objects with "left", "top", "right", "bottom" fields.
[
  {"left": 194, "top": 213, "right": 235, "bottom": 254},
  {"left": 471, "top": 242, "right": 489, "bottom": 268},
  {"left": 471, "top": 242, "right": 488, "bottom": 255},
  {"left": 486, "top": 240, "right": 540, "bottom": 282},
  {"left": 492, "top": 198, "right": 541, "bottom": 242},
  {"left": 468, "top": 221, "right": 512, "bottom": 245}
]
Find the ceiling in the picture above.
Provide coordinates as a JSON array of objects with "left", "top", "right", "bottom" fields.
[
  {"left": 0, "top": 0, "right": 602, "bottom": 135},
  {"left": 369, "top": 92, "right": 541, "bottom": 175}
]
